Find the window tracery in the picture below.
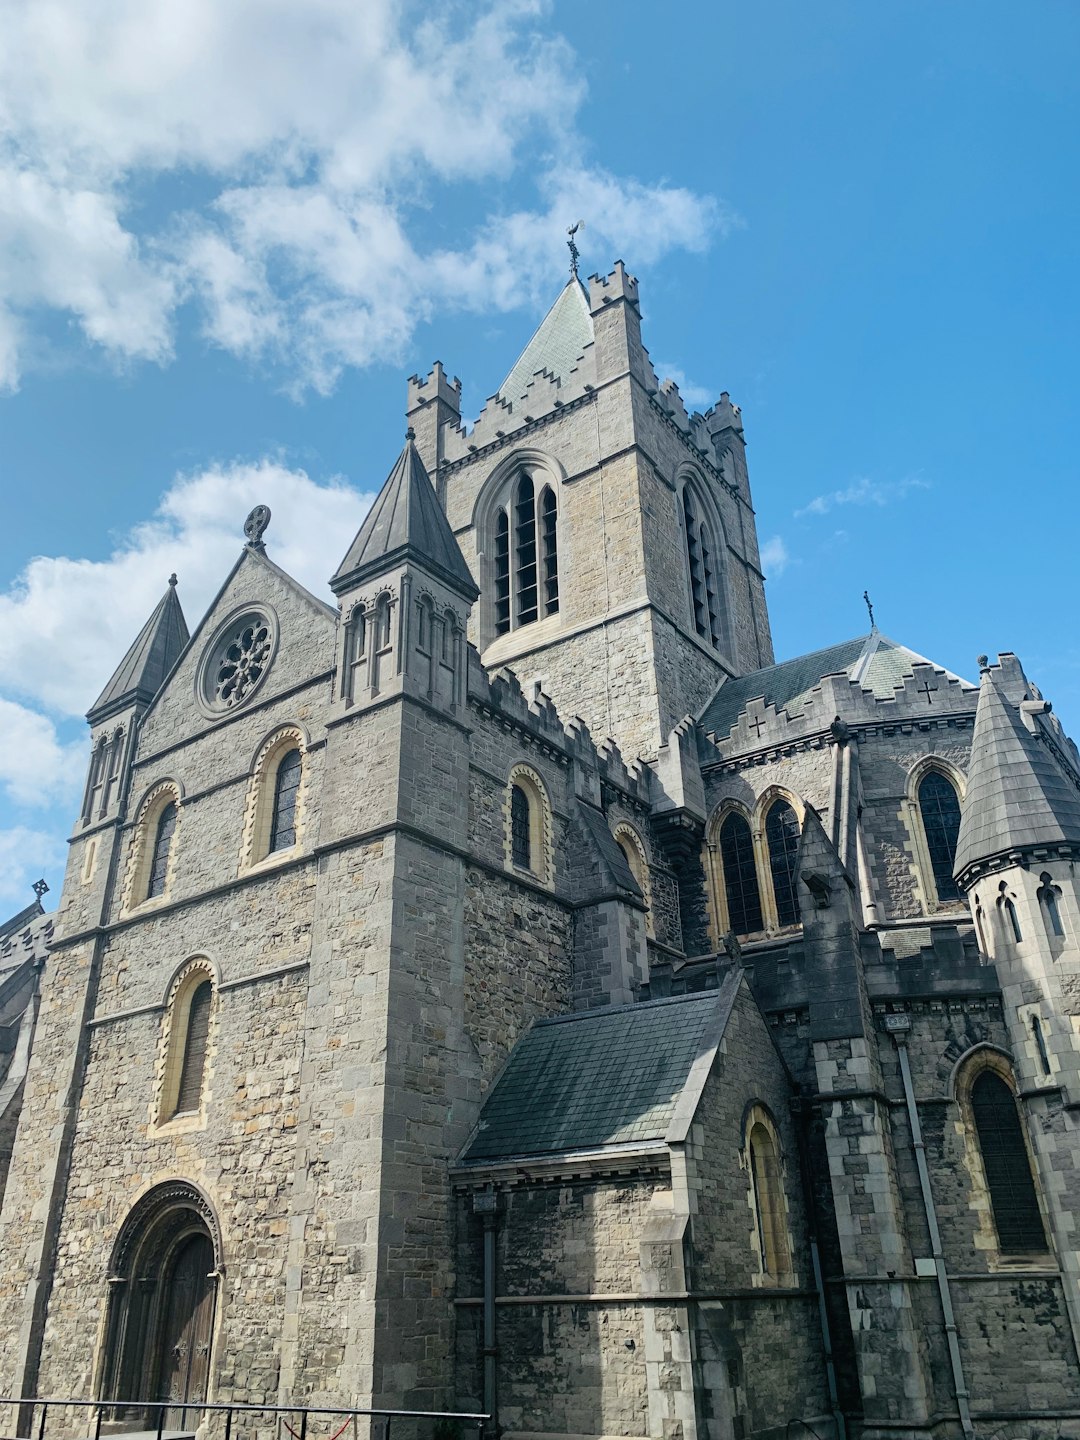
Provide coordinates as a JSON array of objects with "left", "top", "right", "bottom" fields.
[
  {"left": 197, "top": 606, "right": 279, "bottom": 716},
  {"left": 491, "top": 470, "right": 559, "bottom": 638}
]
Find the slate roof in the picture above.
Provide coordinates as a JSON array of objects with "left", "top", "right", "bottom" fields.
[
  {"left": 699, "top": 632, "right": 970, "bottom": 738},
  {"left": 458, "top": 979, "right": 739, "bottom": 1165},
  {"left": 89, "top": 578, "right": 189, "bottom": 722},
  {"left": 498, "top": 279, "right": 593, "bottom": 407},
  {"left": 954, "top": 669, "right": 1080, "bottom": 879},
  {"left": 332, "top": 436, "right": 479, "bottom": 599}
]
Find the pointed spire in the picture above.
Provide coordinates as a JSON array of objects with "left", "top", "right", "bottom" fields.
[
  {"left": 332, "top": 434, "right": 478, "bottom": 601},
  {"left": 88, "top": 576, "right": 190, "bottom": 723},
  {"left": 953, "top": 662, "right": 1080, "bottom": 885},
  {"left": 498, "top": 278, "right": 593, "bottom": 407}
]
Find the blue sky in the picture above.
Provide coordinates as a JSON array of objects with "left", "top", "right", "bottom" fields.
[{"left": 1, "top": 0, "right": 1078, "bottom": 912}]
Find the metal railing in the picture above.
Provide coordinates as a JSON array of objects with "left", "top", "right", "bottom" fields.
[{"left": 0, "top": 1398, "right": 488, "bottom": 1440}]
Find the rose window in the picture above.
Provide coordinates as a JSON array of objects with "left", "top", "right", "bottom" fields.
[{"left": 197, "top": 608, "right": 278, "bottom": 715}]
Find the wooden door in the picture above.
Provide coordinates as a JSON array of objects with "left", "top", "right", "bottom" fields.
[{"left": 157, "top": 1233, "right": 215, "bottom": 1429}]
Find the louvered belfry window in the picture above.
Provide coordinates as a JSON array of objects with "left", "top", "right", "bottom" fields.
[
  {"left": 493, "top": 473, "right": 558, "bottom": 639},
  {"left": 719, "top": 812, "right": 763, "bottom": 936},
  {"left": 511, "top": 784, "right": 531, "bottom": 870},
  {"left": 147, "top": 802, "right": 178, "bottom": 899},
  {"left": 683, "top": 485, "right": 723, "bottom": 651},
  {"left": 918, "top": 771, "right": 961, "bottom": 902},
  {"left": 269, "top": 748, "right": 302, "bottom": 852},
  {"left": 765, "top": 800, "right": 801, "bottom": 928},
  {"left": 175, "top": 981, "right": 212, "bottom": 1115},
  {"left": 971, "top": 1070, "right": 1048, "bottom": 1254}
]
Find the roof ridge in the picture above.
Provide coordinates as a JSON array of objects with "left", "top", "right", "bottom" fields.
[{"left": 532, "top": 987, "right": 723, "bottom": 1029}]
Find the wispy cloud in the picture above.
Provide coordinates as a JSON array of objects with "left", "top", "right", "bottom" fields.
[
  {"left": 0, "top": 0, "right": 726, "bottom": 395},
  {"left": 794, "top": 474, "right": 930, "bottom": 520},
  {"left": 759, "top": 535, "right": 790, "bottom": 579}
]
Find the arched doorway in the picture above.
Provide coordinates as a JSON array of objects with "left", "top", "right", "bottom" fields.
[{"left": 101, "top": 1183, "right": 221, "bottom": 1425}]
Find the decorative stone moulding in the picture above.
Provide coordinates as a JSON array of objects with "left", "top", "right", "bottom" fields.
[{"left": 195, "top": 604, "right": 280, "bottom": 718}]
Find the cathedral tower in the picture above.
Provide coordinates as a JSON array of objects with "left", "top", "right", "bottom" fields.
[{"left": 407, "top": 262, "right": 774, "bottom": 762}]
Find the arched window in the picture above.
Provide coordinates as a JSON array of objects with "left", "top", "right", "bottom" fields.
[
  {"left": 505, "top": 765, "right": 553, "bottom": 886},
  {"left": 158, "top": 964, "right": 216, "bottom": 1125},
  {"left": 241, "top": 728, "right": 306, "bottom": 871},
  {"left": 124, "top": 782, "right": 182, "bottom": 912},
  {"left": 511, "top": 784, "right": 531, "bottom": 870},
  {"left": 917, "top": 771, "right": 962, "bottom": 903},
  {"left": 493, "top": 472, "right": 559, "bottom": 637},
  {"left": 82, "top": 736, "right": 109, "bottom": 825},
  {"left": 614, "top": 823, "right": 653, "bottom": 935},
  {"left": 1031, "top": 1014, "right": 1052, "bottom": 1078},
  {"left": 343, "top": 604, "right": 367, "bottom": 701},
  {"left": 147, "top": 802, "right": 178, "bottom": 900},
  {"left": 974, "top": 894, "right": 988, "bottom": 954},
  {"left": 764, "top": 800, "right": 801, "bottom": 928},
  {"left": 997, "top": 880, "right": 1022, "bottom": 942},
  {"left": 174, "top": 979, "right": 212, "bottom": 1116},
  {"left": 682, "top": 481, "right": 726, "bottom": 652},
  {"left": 1038, "top": 873, "right": 1065, "bottom": 939},
  {"left": 269, "top": 748, "right": 302, "bottom": 853},
  {"left": 746, "top": 1110, "right": 792, "bottom": 1280},
  {"left": 718, "top": 812, "right": 763, "bottom": 936},
  {"left": 970, "top": 1069, "right": 1047, "bottom": 1254}
]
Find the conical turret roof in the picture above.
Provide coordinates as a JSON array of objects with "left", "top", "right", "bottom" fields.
[
  {"left": 89, "top": 576, "right": 189, "bottom": 722},
  {"left": 954, "top": 665, "right": 1080, "bottom": 882},
  {"left": 498, "top": 278, "right": 593, "bottom": 407},
  {"left": 332, "top": 435, "right": 478, "bottom": 600}
]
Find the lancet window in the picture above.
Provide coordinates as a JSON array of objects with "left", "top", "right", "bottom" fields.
[
  {"left": 1038, "top": 873, "right": 1065, "bottom": 939},
  {"left": 997, "top": 881, "right": 1022, "bottom": 942},
  {"left": 269, "top": 748, "right": 302, "bottom": 853},
  {"left": 505, "top": 764, "right": 553, "bottom": 886},
  {"left": 682, "top": 481, "right": 726, "bottom": 652},
  {"left": 917, "top": 770, "right": 962, "bottom": 903},
  {"left": 493, "top": 472, "right": 559, "bottom": 637},
  {"left": 147, "top": 802, "right": 178, "bottom": 900},
  {"left": 158, "top": 963, "right": 216, "bottom": 1125},
  {"left": 968, "top": 1066, "right": 1047, "bottom": 1254},
  {"left": 747, "top": 1112, "right": 792, "bottom": 1281},
  {"left": 710, "top": 795, "right": 804, "bottom": 941}
]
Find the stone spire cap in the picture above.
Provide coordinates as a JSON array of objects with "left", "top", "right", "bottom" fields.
[
  {"left": 88, "top": 577, "right": 189, "bottom": 723},
  {"left": 332, "top": 435, "right": 479, "bottom": 601},
  {"left": 953, "top": 665, "right": 1080, "bottom": 882},
  {"left": 498, "top": 278, "right": 593, "bottom": 407}
]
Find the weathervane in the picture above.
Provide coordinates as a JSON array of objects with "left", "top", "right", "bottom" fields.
[
  {"left": 863, "top": 590, "right": 876, "bottom": 630},
  {"left": 567, "top": 220, "right": 584, "bottom": 279}
]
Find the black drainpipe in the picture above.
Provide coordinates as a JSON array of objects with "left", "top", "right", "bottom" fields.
[
  {"left": 473, "top": 1187, "right": 499, "bottom": 1437},
  {"left": 792, "top": 1095, "right": 847, "bottom": 1440}
]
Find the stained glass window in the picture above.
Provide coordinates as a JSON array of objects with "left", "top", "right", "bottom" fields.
[
  {"left": 269, "top": 748, "right": 302, "bottom": 853},
  {"left": 511, "top": 784, "right": 531, "bottom": 870},
  {"left": 719, "top": 812, "right": 762, "bottom": 935},
  {"left": 918, "top": 771, "right": 961, "bottom": 903},
  {"left": 147, "top": 802, "right": 177, "bottom": 899},
  {"left": 971, "top": 1070, "right": 1047, "bottom": 1253},
  {"left": 765, "top": 800, "right": 801, "bottom": 928}
]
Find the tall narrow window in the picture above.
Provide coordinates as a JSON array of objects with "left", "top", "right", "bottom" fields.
[
  {"left": 345, "top": 606, "right": 367, "bottom": 699},
  {"left": 174, "top": 980, "right": 212, "bottom": 1115},
  {"left": 748, "top": 1119, "right": 792, "bottom": 1278},
  {"left": 147, "top": 801, "right": 178, "bottom": 900},
  {"left": 970, "top": 1069, "right": 1047, "bottom": 1253},
  {"left": 719, "top": 812, "right": 763, "bottom": 936},
  {"left": 918, "top": 771, "right": 962, "bottom": 903},
  {"left": 540, "top": 485, "right": 559, "bottom": 616},
  {"left": 682, "top": 483, "right": 725, "bottom": 651},
  {"left": 1031, "top": 1015, "right": 1052, "bottom": 1077},
  {"left": 511, "top": 784, "right": 531, "bottom": 870},
  {"left": 514, "top": 475, "right": 538, "bottom": 626},
  {"left": 101, "top": 727, "right": 125, "bottom": 814},
  {"left": 975, "top": 896, "right": 988, "bottom": 954},
  {"left": 83, "top": 738, "right": 108, "bottom": 824},
  {"left": 1038, "top": 873, "right": 1065, "bottom": 939},
  {"left": 765, "top": 800, "right": 801, "bottom": 928},
  {"left": 269, "top": 748, "right": 302, "bottom": 852},
  {"left": 494, "top": 510, "right": 511, "bottom": 636},
  {"left": 997, "top": 881, "right": 1022, "bottom": 942}
]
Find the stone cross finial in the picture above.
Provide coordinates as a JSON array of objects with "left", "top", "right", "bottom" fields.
[
  {"left": 32, "top": 879, "right": 49, "bottom": 900},
  {"left": 168, "top": 573, "right": 177, "bottom": 587},
  {"left": 244, "top": 504, "right": 271, "bottom": 550}
]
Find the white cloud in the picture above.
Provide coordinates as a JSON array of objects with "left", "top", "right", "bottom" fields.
[
  {"left": 0, "top": 825, "right": 67, "bottom": 914},
  {"left": 0, "top": 460, "right": 375, "bottom": 718},
  {"left": 0, "top": 698, "right": 84, "bottom": 807},
  {"left": 759, "top": 535, "right": 790, "bottom": 579},
  {"left": 794, "top": 474, "right": 930, "bottom": 520},
  {"left": 0, "top": 0, "right": 724, "bottom": 392}
]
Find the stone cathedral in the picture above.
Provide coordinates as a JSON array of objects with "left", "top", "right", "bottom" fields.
[{"left": 4, "top": 258, "right": 1080, "bottom": 1440}]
